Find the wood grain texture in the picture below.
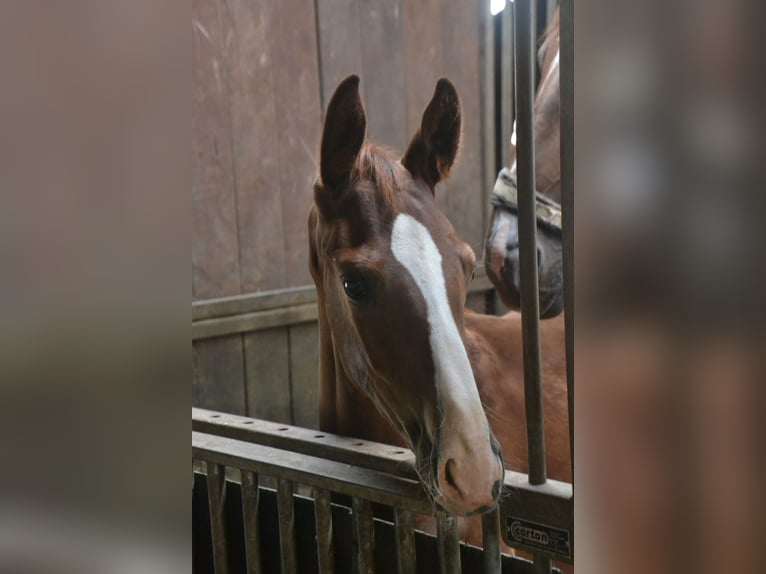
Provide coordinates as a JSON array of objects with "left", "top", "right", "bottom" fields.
[
  {"left": 193, "top": 335, "right": 246, "bottom": 415},
  {"left": 440, "top": 0, "right": 486, "bottom": 257},
  {"left": 192, "top": 0, "right": 242, "bottom": 299},
  {"left": 271, "top": 0, "right": 323, "bottom": 287},
  {"left": 316, "top": 0, "right": 363, "bottom": 113},
  {"left": 358, "top": 0, "right": 407, "bottom": 149},
  {"left": 288, "top": 322, "right": 320, "bottom": 429},
  {"left": 244, "top": 329, "right": 291, "bottom": 423},
  {"left": 192, "top": 0, "right": 246, "bottom": 415}
]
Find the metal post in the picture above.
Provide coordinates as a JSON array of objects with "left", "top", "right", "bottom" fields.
[
  {"left": 241, "top": 470, "right": 262, "bottom": 574},
  {"left": 560, "top": 0, "right": 575, "bottom": 486},
  {"left": 515, "top": 0, "right": 548, "bottom": 486},
  {"left": 206, "top": 462, "right": 230, "bottom": 574},
  {"left": 481, "top": 508, "right": 502, "bottom": 574},
  {"left": 436, "top": 514, "right": 461, "bottom": 574}
]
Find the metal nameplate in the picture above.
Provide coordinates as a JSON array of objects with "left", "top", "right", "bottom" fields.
[{"left": 505, "top": 516, "right": 571, "bottom": 559}]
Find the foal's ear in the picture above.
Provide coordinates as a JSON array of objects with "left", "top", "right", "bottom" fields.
[
  {"left": 319, "top": 75, "right": 366, "bottom": 191},
  {"left": 402, "top": 78, "right": 461, "bottom": 189}
]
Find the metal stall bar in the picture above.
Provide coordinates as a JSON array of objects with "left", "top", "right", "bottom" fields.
[
  {"left": 241, "top": 470, "right": 263, "bottom": 574},
  {"left": 482, "top": 508, "right": 502, "bottom": 574},
  {"left": 314, "top": 489, "right": 335, "bottom": 574},
  {"left": 394, "top": 508, "right": 416, "bottom": 574},
  {"left": 277, "top": 479, "right": 298, "bottom": 574},
  {"left": 352, "top": 497, "right": 375, "bottom": 574},
  {"left": 514, "top": 0, "right": 547, "bottom": 486},
  {"left": 436, "top": 514, "right": 461, "bottom": 574},
  {"left": 560, "top": 0, "right": 575, "bottom": 484},
  {"left": 206, "top": 462, "right": 230, "bottom": 574}
]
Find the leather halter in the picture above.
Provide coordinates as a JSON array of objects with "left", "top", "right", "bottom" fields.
[{"left": 490, "top": 167, "right": 562, "bottom": 233}]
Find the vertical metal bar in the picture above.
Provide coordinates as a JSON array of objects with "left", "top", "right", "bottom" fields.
[
  {"left": 206, "top": 462, "right": 229, "bottom": 574},
  {"left": 241, "top": 470, "right": 262, "bottom": 574},
  {"left": 482, "top": 0, "right": 497, "bottom": 226},
  {"left": 277, "top": 479, "right": 297, "bottom": 574},
  {"left": 352, "top": 497, "right": 375, "bottom": 574},
  {"left": 515, "top": 0, "right": 548, "bottom": 485},
  {"left": 500, "top": 1, "right": 514, "bottom": 168},
  {"left": 534, "top": 554, "right": 552, "bottom": 574},
  {"left": 394, "top": 508, "right": 416, "bottom": 574},
  {"left": 436, "top": 514, "right": 461, "bottom": 574},
  {"left": 560, "top": 0, "right": 575, "bottom": 485},
  {"left": 314, "top": 489, "right": 335, "bottom": 574},
  {"left": 481, "top": 508, "right": 502, "bottom": 574}
]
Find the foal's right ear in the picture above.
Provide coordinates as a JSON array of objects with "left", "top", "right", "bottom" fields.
[{"left": 319, "top": 75, "right": 366, "bottom": 195}]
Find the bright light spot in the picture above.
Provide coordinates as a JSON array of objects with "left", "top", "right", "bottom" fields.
[
  {"left": 490, "top": 0, "right": 506, "bottom": 16},
  {"left": 510, "top": 120, "right": 517, "bottom": 146}
]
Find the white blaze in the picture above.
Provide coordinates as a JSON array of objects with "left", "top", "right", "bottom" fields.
[{"left": 390, "top": 214, "right": 483, "bottom": 415}]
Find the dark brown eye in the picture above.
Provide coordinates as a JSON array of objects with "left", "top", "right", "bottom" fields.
[{"left": 343, "top": 276, "right": 368, "bottom": 302}]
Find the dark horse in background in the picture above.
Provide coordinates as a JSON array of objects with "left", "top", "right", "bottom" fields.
[
  {"left": 485, "top": 8, "right": 564, "bottom": 318},
  {"left": 309, "top": 73, "right": 570, "bottom": 557}
]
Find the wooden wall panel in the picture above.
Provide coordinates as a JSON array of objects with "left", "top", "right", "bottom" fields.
[
  {"left": 358, "top": 0, "right": 407, "bottom": 149},
  {"left": 193, "top": 336, "right": 246, "bottom": 414},
  {"left": 192, "top": 0, "right": 245, "bottom": 415},
  {"left": 440, "top": 0, "right": 486, "bottom": 257},
  {"left": 271, "top": 0, "right": 323, "bottom": 287},
  {"left": 288, "top": 323, "right": 320, "bottom": 429},
  {"left": 192, "top": 0, "right": 242, "bottom": 299},
  {"left": 244, "top": 329, "right": 292, "bottom": 423},
  {"left": 316, "top": 0, "right": 363, "bottom": 115}
]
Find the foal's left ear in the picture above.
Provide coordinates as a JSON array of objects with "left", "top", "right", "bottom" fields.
[{"left": 402, "top": 78, "right": 461, "bottom": 190}]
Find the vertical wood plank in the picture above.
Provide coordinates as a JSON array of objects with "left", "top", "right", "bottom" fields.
[
  {"left": 206, "top": 462, "right": 230, "bottom": 574},
  {"left": 193, "top": 337, "right": 246, "bottom": 415},
  {"left": 241, "top": 470, "right": 263, "bottom": 574},
  {"left": 315, "top": 0, "right": 363, "bottom": 112},
  {"left": 314, "top": 489, "right": 335, "bottom": 574},
  {"left": 441, "top": 0, "right": 485, "bottom": 256},
  {"left": 352, "top": 497, "right": 375, "bottom": 574},
  {"left": 277, "top": 479, "right": 298, "bottom": 574},
  {"left": 218, "top": 0, "right": 287, "bottom": 293},
  {"left": 394, "top": 508, "right": 416, "bottom": 574},
  {"left": 359, "top": 0, "right": 407, "bottom": 149},
  {"left": 271, "top": 0, "right": 323, "bottom": 287},
  {"left": 401, "top": 0, "right": 443, "bottom": 138},
  {"left": 244, "top": 329, "right": 291, "bottom": 423},
  {"left": 192, "top": 0, "right": 242, "bottom": 300},
  {"left": 289, "top": 323, "right": 320, "bottom": 429},
  {"left": 192, "top": 0, "right": 245, "bottom": 416}
]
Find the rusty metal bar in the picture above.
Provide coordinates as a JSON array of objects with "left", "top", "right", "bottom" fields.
[
  {"left": 277, "top": 479, "right": 297, "bottom": 574},
  {"left": 394, "top": 508, "right": 416, "bottom": 574},
  {"left": 206, "top": 462, "right": 229, "bottom": 574},
  {"left": 352, "top": 497, "right": 375, "bottom": 574},
  {"left": 314, "top": 489, "right": 335, "bottom": 574},
  {"left": 241, "top": 470, "right": 262, "bottom": 574},
  {"left": 560, "top": 0, "right": 575, "bottom": 485},
  {"left": 514, "top": 0, "right": 547, "bottom": 486},
  {"left": 482, "top": 508, "right": 502, "bottom": 574},
  {"left": 436, "top": 514, "right": 461, "bottom": 574}
]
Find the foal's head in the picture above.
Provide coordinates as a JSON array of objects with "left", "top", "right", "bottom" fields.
[{"left": 309, "top": 76, "right": 503, "bottom": 515}]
